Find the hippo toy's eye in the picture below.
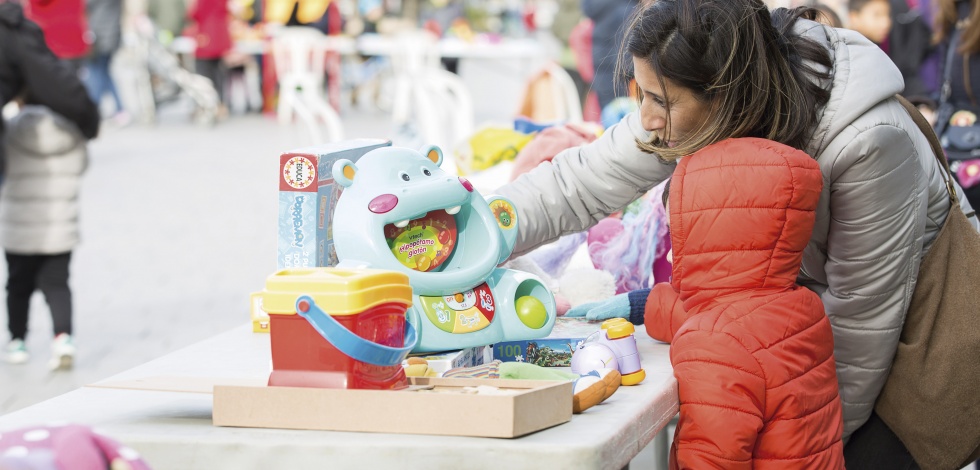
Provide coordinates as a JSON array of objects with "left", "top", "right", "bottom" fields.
[
  {"left": 400, "top": 172, "right": 410, "bottom": 181},
  {"left": 422, "top": 168, "right": 432, "bottom": 176}
]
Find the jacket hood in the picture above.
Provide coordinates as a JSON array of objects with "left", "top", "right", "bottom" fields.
[
  {"left": 5, "top": 106, "right": 85, "bottom": 156},
  {"left": 0, "top": 2, "right": 25, "bottom": 27},
  {"left": 793, "top": 20, "right": 905, "bottom": 157},
  {"left": 669, "top": 138, "right": 823, "bottom": 311}
]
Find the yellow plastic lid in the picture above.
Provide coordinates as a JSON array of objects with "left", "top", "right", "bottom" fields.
[
  {"left": 261, "top": 268, "right": 412, "bottom": 316},
  {"left": 601, "top": 318, "right": 635, "bottom": 339}
]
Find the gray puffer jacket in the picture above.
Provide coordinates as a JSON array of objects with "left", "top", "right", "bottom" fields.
[
  {"left": 497, "top": 21, "right": 977, "bottom": 438},
  {"left": 1, "top": 106, "right": 88, "bottom": 255}
]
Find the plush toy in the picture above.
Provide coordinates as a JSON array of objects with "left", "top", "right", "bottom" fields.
[{"left": 442, "top": 360, "right": 621, "bottom": 414}]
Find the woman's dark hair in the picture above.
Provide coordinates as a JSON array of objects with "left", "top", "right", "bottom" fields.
[{"left": 620, "top": 0, "right": 833, "bottom": 160}]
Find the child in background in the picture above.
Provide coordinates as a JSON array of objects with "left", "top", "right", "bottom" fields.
[
  {"left": 567, "top": 138, "right": 844, "bottom": 468},
  {"left": 814, "top": 3, "right": 845, "bottom": 28},
  {"left": 848, "top": 0, "right": 892, "bottom": 45},
  {"left": 1, "top": 106, "right": 88, "bottom": 370}
]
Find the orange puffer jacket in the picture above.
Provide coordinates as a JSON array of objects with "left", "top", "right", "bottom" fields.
[{"left": 643, "top": 138, "right": 844, "bottom": 469}]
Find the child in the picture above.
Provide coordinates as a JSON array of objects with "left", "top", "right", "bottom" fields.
[
  {"left": 1, "top": 106, "right": 87, "bottom": 370},
  {"left": 848, "top": 0, "right": 892, "bottom": 45},
  {"left": 568, "top": 138, "right": 845, "bottom": 468}
]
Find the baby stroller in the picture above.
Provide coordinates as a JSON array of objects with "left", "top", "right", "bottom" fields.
[{"left": 127, "top": 15, "right": 220, "bottom": 125}]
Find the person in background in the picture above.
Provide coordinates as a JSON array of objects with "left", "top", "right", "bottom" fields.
[
  {"left": 888, "top": 0, "right": 937, "bottom": 102},
  {"left": 934, "top": 0, "right": 980, "bottom": 211},
  {"left": 848, "top": 0, "right": 892, "bottom": 45},
  {"left": 22, "top": 0, "right": 90, "bottom": 70},
  {"left": 814, "top": 2, "right": 845, "bottom": 26},
  {"left": 1, "top": 106, "right": 88, "bottom": 372},
  {"left": 0, "top": 0, "right": 99, "bottom": 369},
  {"left": 147, "top": 0, "right": 187, "bottom": 45},
  {"left": 582, "top": 0, "right": 639, "bottom": 111},
  {"left": 82, "top": 0, "right": 128, "bottom": 125},
  {"left": 187, "top": 0, "right": 231, "bottom": 116}
]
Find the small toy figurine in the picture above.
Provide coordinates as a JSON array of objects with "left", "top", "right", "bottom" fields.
[
  {"left": 330, "top": 145, "right": 556, "bottom": 352},
  {"left": 570, "top": 318, "right": 646, "bottom": 385}
]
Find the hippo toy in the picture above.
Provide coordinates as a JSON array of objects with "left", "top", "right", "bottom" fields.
[{"left": 331, "top": 145, "right": 556, "bottom": 352}]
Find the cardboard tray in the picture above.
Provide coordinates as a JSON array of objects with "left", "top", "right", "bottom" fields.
[
  {"left": 90, "top": 376, "right": 572, "bottom": 439},
  {"left": 213, "top": 377, "right": 572, "bottom": 438}
]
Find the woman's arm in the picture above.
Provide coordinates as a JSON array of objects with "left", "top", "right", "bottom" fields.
[
  {"left": 495, "top": 112, "right": 674, "bottom": 256},
  {"left": 818, "top": 123, "right": 926, "bottom": 437}
]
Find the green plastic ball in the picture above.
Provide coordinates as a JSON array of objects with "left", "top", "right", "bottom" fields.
[{"left": 515, "top": 296, "right": 548, "bottom": 329}]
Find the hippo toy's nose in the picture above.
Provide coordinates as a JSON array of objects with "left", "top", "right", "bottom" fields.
[
  {"left": 459, "top": 177, "right": 474, "bottom": 192},
  {"left": 369, "top": 194, "right": 398, "bottom": 214}
]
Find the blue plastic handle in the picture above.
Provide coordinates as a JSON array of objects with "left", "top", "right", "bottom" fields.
[{"left": 294, "top": 295, "right": 417, "bottom": 367}]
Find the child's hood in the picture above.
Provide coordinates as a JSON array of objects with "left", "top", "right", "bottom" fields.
[
  {"left": 668, "top": 138, "right": 823, "bottom": 311},
  {"left": 4, "top": 105, "right": 86, "bottom": 157}
]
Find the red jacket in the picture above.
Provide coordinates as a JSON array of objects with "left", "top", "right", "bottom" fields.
[
  {"left": 188, "top": 0, "right": 231, "bottom": 59},
  {"left": 24, "top": 0, "right": 89, "bottom": 59},
  {"left": 644, "top": 138, "right": 844, "bottom": 469}
]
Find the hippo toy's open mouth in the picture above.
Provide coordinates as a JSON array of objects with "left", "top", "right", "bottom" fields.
[
  {"left": 382, "top": 209, "right": 460, "bottom": 272},
  {"left": 389, "top": 204, "right": 462, "bottom": 229}
]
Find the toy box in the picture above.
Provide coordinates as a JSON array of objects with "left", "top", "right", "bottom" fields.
[
  {"left": 493, "top": 317, "right": 602, "bottom": 367},
  {"left": 93, "top": 376, "right": 573, "bottom": 438},
  {"left": 278, "top": 139, "right": 390, "bottom": 269},
  {"left": 213, "top": 377, "right": 572, "bottom": 438},
  {"left": 403, "top": 345, "right": 493, "bottom": 376}
]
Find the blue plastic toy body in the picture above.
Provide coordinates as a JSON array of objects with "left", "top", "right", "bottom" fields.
[{"left": 331, "top": 145, "right": 556, "bottom": 352}]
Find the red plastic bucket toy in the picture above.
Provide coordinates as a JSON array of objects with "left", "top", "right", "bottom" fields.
[{"left": 260, "top": 268, "right": 413, "bottom": 390}]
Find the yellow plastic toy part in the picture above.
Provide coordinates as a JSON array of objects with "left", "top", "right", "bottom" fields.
[
  {"left": 601, "top": 317, "right": 636, "bottom": 340},
  {"left": 261, "top": 268, "right": 412, "bottom": 316},
  {"left": 621, "top": 369, "right": 646, "bottom": 386},
  {"left": 250, "top": 291, "right": 270, "bottom": 333}
]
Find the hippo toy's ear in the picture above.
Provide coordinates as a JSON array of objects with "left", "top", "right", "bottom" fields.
[
  {"left": 333, "top": 159, "right": 358, "bottom": 188},
  {"left": 419, "top": 145, "right": 443, "bottom": 167}
]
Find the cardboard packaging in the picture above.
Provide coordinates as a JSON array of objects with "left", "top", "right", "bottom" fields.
[
  {"left": 494, "top": 317, "right": 602, "bottom": 367},
  {"left": 213, "top": 377, "right": 572, "bottom": 438},
  {"left": 278, "top": 139, "right": 390, "bottom": 269},
  {"left": 403, "top": 345, "right": 493, "bottom": 376}
]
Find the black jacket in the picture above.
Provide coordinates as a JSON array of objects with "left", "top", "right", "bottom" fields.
[
  {"left": 0, "top": 2, "right": 99, "bottom": 150},
  {"left": 888, "top": 0, "right": 935, "bottom": 100}
]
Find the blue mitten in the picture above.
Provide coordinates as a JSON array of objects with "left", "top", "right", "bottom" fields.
[{"left": 564, "top": 290, "right": 651, "bottom": 324}]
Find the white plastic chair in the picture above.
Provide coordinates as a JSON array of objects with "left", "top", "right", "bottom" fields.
[
  {"left": 271, "top": 26, "right": 343, "bottom": 142},
  {"left": 385, "top": 30, "right": 474, "bottom": 174}
]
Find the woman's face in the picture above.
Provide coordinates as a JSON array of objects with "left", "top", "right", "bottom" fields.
[{"left": 633, "top": 56, "right": 712, "bottom": 148}]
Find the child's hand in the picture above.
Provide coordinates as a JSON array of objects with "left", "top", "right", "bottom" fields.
[{"left": 564, "top": 293, "right": 631, "bottom": 321}]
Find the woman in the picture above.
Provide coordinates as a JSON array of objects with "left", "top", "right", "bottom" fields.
[{"left": 496, "top": 0, "right": 976, "bottom": 466}]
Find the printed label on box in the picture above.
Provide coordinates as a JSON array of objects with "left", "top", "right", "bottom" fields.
[
  {"left": 404, "top": 345, "right": 492, "bottom": 376},
  {"left": 493, "top": 318, "right": 602, "bottom": 367},
  {"left": 277, "top": 140, "right": 390, "bottom": 269}
]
